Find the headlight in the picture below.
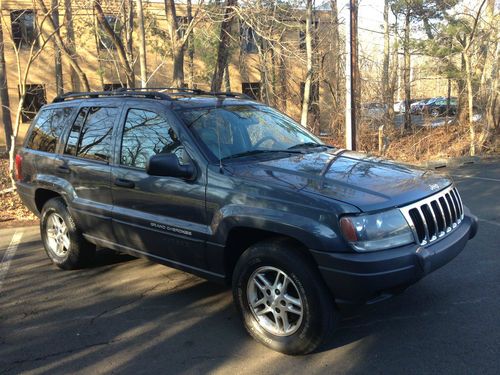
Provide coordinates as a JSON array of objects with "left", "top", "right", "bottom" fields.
[{"left": 339, "top": 209, "right": 415, "bottom": 251}]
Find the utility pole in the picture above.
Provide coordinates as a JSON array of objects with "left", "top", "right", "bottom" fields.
[{"left": 345, "top": 0, "right": 358, "bottom": 150}]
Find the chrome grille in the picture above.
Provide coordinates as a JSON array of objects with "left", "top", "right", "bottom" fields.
[{"left": 400, "top": 186, "right": 464, "bottom": 246}]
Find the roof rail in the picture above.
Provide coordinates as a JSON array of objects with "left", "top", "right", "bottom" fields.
[
  {"left": 52, "top": 90, "right": 172, "bottom": 103},
  {"left": 115, "top": 87, "right": 252, "bottom": 99},
  {"left": 52, "top": 88, "right": 253, "bottom": 103},
  {"left": 116, "top": 87, "right": 204, "bottom": 95}
]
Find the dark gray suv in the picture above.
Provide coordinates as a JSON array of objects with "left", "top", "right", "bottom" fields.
[{"left": 15, "top": 89, "right": 478, "bottom": 355}]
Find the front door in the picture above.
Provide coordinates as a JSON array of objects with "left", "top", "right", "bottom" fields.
[{"left": 111, "top": 105, "right": 209, "bottom": 272}]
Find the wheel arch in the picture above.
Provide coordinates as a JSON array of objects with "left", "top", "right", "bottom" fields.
[
  {"left": 34, "top": 188, "right": 65, "bottom": 214},
  {"left": 223, "top": 226, "right": 319, "bottom": 282}
]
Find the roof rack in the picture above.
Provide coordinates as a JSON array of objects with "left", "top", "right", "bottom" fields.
[
  {"left": 53, "top": 90, "right": 171, "bottom": 103},
  {"left": 116, "top": 87, "right": 252, "bottom": 99},
  {"left": 52, "top": 88, "right": 253, "bottom": 103}
]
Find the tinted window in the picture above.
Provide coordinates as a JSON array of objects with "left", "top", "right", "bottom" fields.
[
  {"left": 65, "top": 107, "right": 117, "bottom": 162},
  {"left": 26, "top": 107, "right": 74, "bottom": 152},
  {"left": 120, "top": 109, "right": 183, "bottom": 169}
]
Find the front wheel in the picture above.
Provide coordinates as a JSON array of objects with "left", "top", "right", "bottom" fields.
[{"left": 232, "top": 238, "right": 337, "bottom": 355}]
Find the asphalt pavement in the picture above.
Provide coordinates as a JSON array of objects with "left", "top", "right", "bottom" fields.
[{"left": 0, "top": 159, "right": 499, "bottom": 375}]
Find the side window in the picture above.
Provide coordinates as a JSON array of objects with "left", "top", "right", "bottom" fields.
[
  {"left": 120, "top": 109, "right": 183, "bottom": 169},
  {"left": 26, "top": 107, "right": 75, "bottom": 153},
  {"left": 65, "top": 107, "right": 117, "bottom": 162}
]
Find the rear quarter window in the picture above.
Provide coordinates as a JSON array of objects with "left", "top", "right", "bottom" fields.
[{"left": 26, "top": 107, "right": 75, "bottom": 153}]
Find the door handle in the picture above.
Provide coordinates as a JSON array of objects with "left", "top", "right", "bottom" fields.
[
  {"left": 114, "top": 178, "right": 135, "bottom": 189},
  {"left": 57, "top": 165, "right": 71, "bottom": 174}
]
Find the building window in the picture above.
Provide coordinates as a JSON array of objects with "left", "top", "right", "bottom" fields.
[
  {"left": 11, "top": 10, "right": 38, "bottom": 49},
  {"left": 98, "top": 15, "right": 121, "bottom": 50},
  {"left": 241, "top": 25, "right": 258, "bottom": 54},
  {"left": 242, "top": 82, "right": 261, "bottom": 100},
  {"left": 103, "top": 83, "right": 124, "bottom": 91},
  {"left": 20, "top": 84, "right": 46, "bottom": 123}
]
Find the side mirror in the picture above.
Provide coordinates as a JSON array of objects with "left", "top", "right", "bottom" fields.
[{"left": 146, "top": 153, "right": 196, "bottom": 179}]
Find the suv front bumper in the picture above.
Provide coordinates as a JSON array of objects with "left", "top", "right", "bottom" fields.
[{"left": 310, "top": 206, "right": 478, "bottom": 304}]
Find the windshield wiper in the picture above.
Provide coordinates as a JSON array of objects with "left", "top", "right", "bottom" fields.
[
  {"left": 287, "top": 142, "right": 328, "bottom": 150},
  {"left": 222, "top": 149, "right": 302, "bottom": 160}
]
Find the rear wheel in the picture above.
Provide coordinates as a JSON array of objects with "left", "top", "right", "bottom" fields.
[
  {"left": 40, "top": 197, "right": 95, "bottom": 269},
  {"left": 232, "top": 238, "right": 337, "bottom": 355}
]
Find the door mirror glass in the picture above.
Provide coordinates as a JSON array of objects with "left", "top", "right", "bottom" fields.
[{"left": 146, "top": 153, "right": 195, "bottom": 179}]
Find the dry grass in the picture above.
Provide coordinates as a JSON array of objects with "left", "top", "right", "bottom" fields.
[
  {"left": 0, "top": 156, "right": 38, "bottom": 228},
  {"left": 322, "top": 120, "right": 499, "bottom": 163}
]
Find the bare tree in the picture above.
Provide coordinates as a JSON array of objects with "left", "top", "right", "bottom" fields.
[
  {"left": 0, "top": 18, "right": 12, "bottom": 153},
  {"left": 63, "top": 0, "right": 79, "bottom": 91},
  {"left": 35, "top": 0, "right": 90, "bottom": 90},
  {"left": 94, "top": 0, "right": 135, "bottom": 88},
  {"left": 164, "top": 0, "right": 204, "bottom": 87},
  {"left": 136, "top": 0, "right": 147, "bottom": 87},
  {"left": 211, "top": 0, "right": 237, "bottom": 92},
  {"left": 382, "top": 0, "right": 391, "bottom": 122},
  {"left": 51, "top": 0, "right": 63, "bottom": 95},
  {"left": 2, "top": 4, "right": 59, "bottom": 186},
  {"left": 300, "top": 0, "right": 313, "bottom": 129}
]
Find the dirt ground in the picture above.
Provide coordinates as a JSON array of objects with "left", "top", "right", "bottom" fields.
[{"left": 0, "top": 157, "right": 38, "bottom": 228}]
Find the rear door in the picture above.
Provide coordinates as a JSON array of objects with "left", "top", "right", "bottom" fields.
[
  {"left": 59, "top": 104, "right": 122, "bottom": 241},
  {"left": 110, "top": 103, "right": 210, "bottom": 273}
]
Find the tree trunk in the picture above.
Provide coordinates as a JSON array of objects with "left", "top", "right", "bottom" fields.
[
  {"left": 52, "top": 0, "right": 64, "bottom": 95},
  {"left": 464, "top": 52, "right": 475, "bottom": 156},
  {"left": 187, "top": 0, "right": 194, "bottom": 88},
  {"left": 300, "top": 0, "right": 313, "bottom": 129},
  {"left": 164, "top": 0, "right": 184, "bottom": 87},
  {"left": 136, "top": 0, "right": 148, "bottom": 87},
  {"left": 403, "top": 9, "right": 411, "bottom": 130},
  {"left": 63, "top": 0, "right": 79, "bottom": 91},
  {"left": 94, "top": 0, "right": 135, "bottom": 88},
  {"left": 382, "top": 0, "right": 390, "bottom": 121},
  {"left": 0, "top": 20, "right": 12, "bottom": 153},
  {"left": 172, "top": 47, "right": 185, "bottom": 88},
  {"left": 211, "top": 0, "right": 237, "bottom": 92}
]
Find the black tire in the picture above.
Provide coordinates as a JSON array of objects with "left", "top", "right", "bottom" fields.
[
  {"left": 40, "top": 197, "right": 95, "bottom": 270},
  {"left": 232, "top": 238, "right": 337, "bottom": 355},
  {"left": 430, "top": 108, "right": 440, "bottom": 117}
]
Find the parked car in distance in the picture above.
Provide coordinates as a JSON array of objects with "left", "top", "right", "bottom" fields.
[
  {"left": 410, "top": 98, "right": 433, "bottom": 114},
  {"left": 396, "top": 99, "right": 420, "bottom": 113},
  {"left": 361, "top": 102, "right": 388, "bottom": 119},
  {"left": 15, "top": 88, "right": 478, "bottom": 355},
  {"left": 422, "top": 97, "right": 458, "bottom": 117}
]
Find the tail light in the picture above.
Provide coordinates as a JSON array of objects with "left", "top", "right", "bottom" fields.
[{"left": 15, "top": 154, "right": 23, "bottom": 181}]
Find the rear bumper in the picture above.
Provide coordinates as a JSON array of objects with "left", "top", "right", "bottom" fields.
[{"left": 311, "top": 207, "right": 478, "bottom": 304}]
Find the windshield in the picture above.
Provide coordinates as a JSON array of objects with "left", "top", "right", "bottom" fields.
[{"left": 176, "top": 105, "right": 322, "bottom": 160}]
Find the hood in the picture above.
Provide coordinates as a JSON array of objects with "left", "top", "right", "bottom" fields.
[{"left": 230, "top": 149, "right": 452, "bottom": 212}]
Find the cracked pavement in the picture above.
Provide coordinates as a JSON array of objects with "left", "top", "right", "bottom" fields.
[{"left": 0, "top": 160, "right": 499, "bottom": 374}]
